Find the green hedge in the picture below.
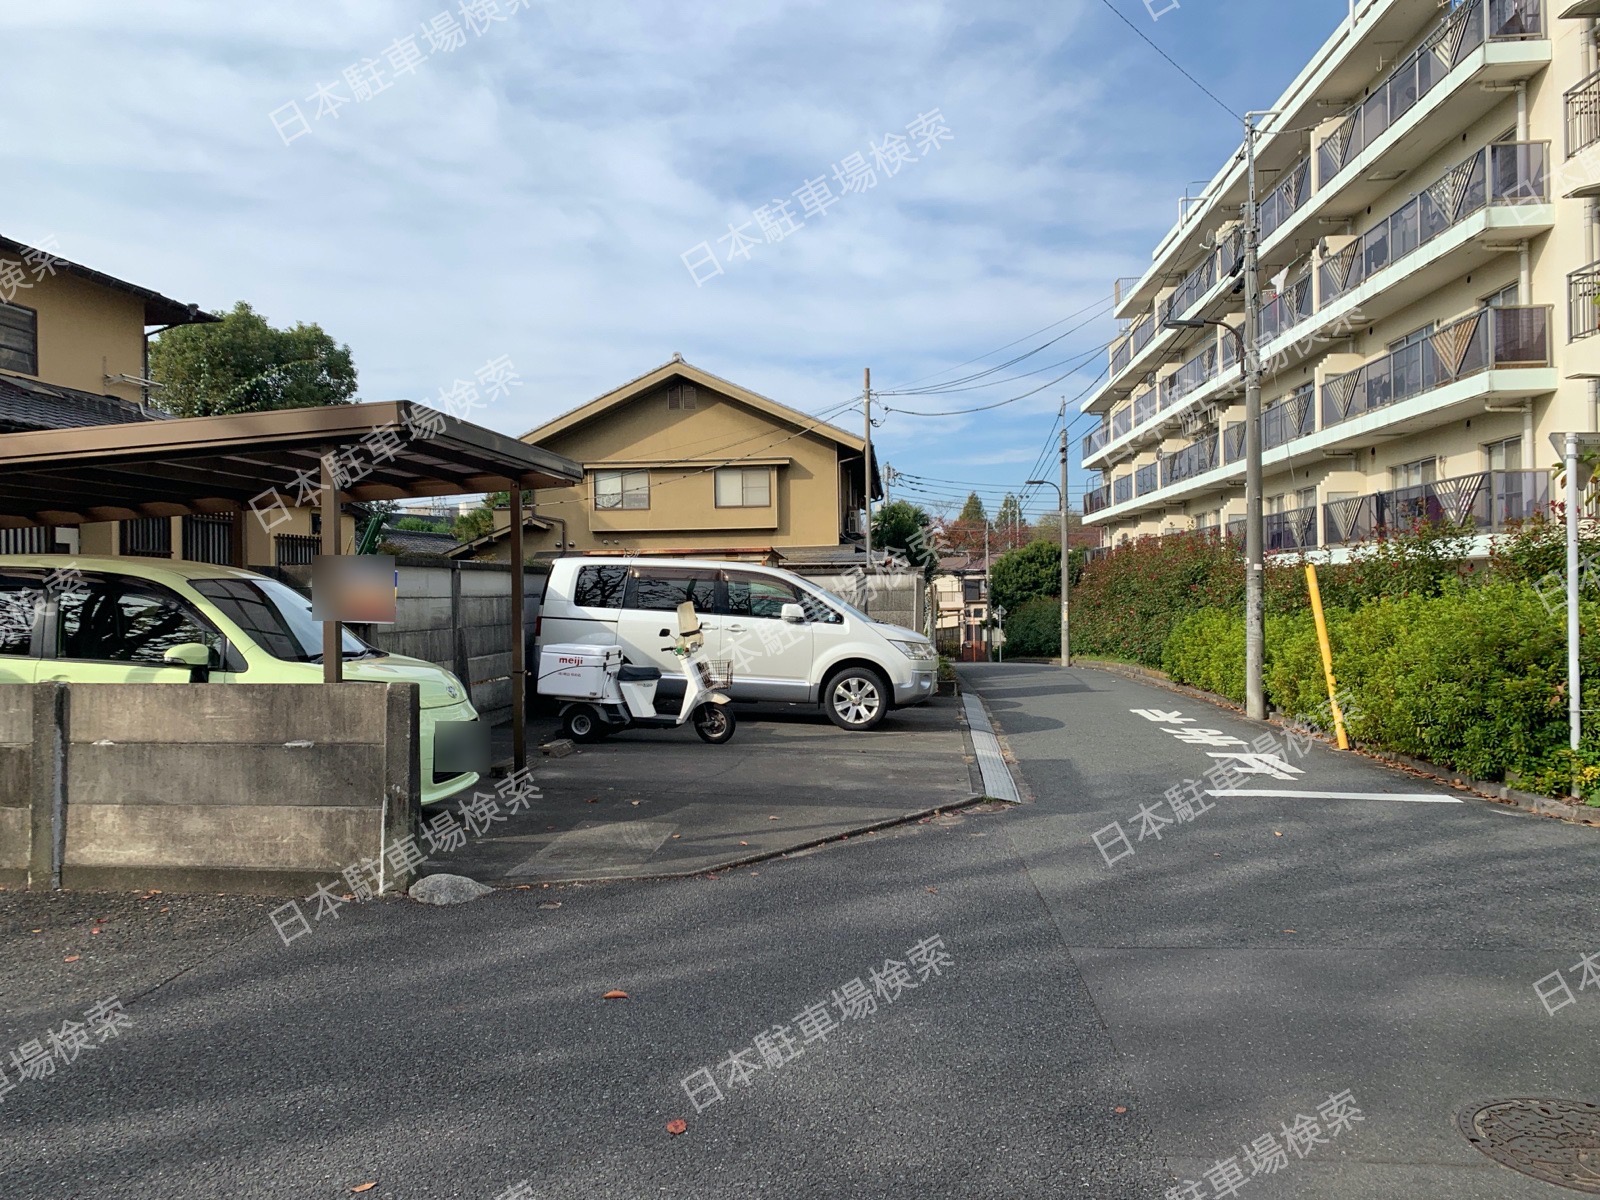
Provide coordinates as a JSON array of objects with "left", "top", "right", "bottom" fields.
[
  {"left": 1002, "top": 595, "right": 1060, "bottom": 658},
  {"left": 1162, "top": 581, "right": 1600, "bottom": 799}
]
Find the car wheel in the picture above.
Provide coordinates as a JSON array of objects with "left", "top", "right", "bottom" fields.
[
  {"left": 693, "top": 703, "right": 736, "bottom": 744},
  {"left": 822, "top": 666, "right": 888, "bottom": 731},
  {"left": 562, "top": 704, "right": 605, "bottom": 744}
]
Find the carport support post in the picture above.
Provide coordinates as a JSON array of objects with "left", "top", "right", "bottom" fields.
[
  {"left": 510, "top": 484, "right": 526, "bottom": 771},
  {"left": 320, "top": 449, "right": 343, "bottom": 684},
  {"left": 228, "top": 502, "right": 247, "bottom": 569}
]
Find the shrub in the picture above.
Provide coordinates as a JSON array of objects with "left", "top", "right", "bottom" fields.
[
  {"left": 990, "top": 540, "right": 1061, "bottom": 616},
  {"left": 1002, "top": 595, "right": 1060, "bottom": 658}
]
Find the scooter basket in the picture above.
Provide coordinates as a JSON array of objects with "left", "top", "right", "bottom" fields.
[{"left": 695, "top": 659, "right": 733, "bottom": 690}]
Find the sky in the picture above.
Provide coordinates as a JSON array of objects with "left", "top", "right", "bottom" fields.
[{"left": 2, "top": 0, "right": 1345, "bottom": 522}]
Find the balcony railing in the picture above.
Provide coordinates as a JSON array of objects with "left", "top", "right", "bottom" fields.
[
  {"left": 1223, "top": 421, "right": 1245, "bottom": 464},
  {"left": 1315, "top": 0, "right": 1542, "bottom": 184},
  {"left": 1160, "top": 434, "right": 1219, "bottom": 488},
  {"left": 1159, "top": 229, "right": 1244, "bottom": 326},
  {"left": 1258, "top": 274, "right": 1313, "bottom": 344},
  {"left": 1265, "top": 505, "right": 1318, "bottom": 552},
  {"left": 1263, "top": 385, "right": 1315, "bottom": 451},
  {"left": 1135, "top": 462, "right": 1161, "bottom": 496},
  {"left": 1085, "top": 483, "right": 1112, "bottom": 514},
  {"left": 1111, "top": 312, "right": 1156, "bottom": 378},
  {"left": 1226, "top": 516, "right": 1246, "bottom": 540},
  {"left": 1161, "top": 340, "right": 1219, "bottom": 409},
  {"left": 1112, "top": 405, "right": 1133, "bottom": 439},
  {"left": 1566, "top": 68, "right": 1600, "bottom": 159},
  {"left": 1083, "top": 423, "right": 1111, "bottom": 458},
  {"left": 1570, "top": 262, "right": 1600, "bottom": 341},
  {"left": 1319, "top": 142, "right": 1548, "bottom": 307},
  {"left": 1321, "top": 304, "right": 1550, "bottom": 428},
  {"left": 1260, "top": 157, "right": 1311, "bottom": 242},
  {"left": 1323, "top": 469, "right": 1551, "bottom": 544},
  {"left": 1132, "top": 386, "right": 1159, "bottom": 428},
  {"left": 1114, "top": 474, "right": 1133, "bottom": 505}
]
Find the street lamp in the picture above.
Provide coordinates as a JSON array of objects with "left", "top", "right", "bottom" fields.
[{"left": 1026, "top": 476, "right": 1068, "bottom": 666}]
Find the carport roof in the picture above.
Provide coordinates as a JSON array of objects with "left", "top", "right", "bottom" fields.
[{"left": 0, "top": 400, "right": 584, "bottom": 528}]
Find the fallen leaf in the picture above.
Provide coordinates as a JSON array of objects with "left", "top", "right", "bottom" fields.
[
  {"left": 1273, "top": 831, "right": 1283, "bottom": 837},
  {"left": 671, "top": 834, "right": 681, "bottom": 839},
  {"left": 515, "top": 885, "right": 532, "bottom": 890},
  {"left": 630, "top": 800, "right": 641, "bottom": 806},
  {"left": 586, "top": 797, "right": 599, "bottom": 804},
  {"left": 30, "top": 928, "right": 40, "bottom": 933},
  {"left": 1282, "top": 929, "right": 1296, "bottom": 934},
  {"left": 63, "top": 955, "right": 79, "bottom": 963},
  {"left": 738, "top": 841, "right": 749, "bottom": 846},
  {"left": 90, "top": 929, "right": 101, "bottom": 936},
  {"left": 351, "top": 1184, "right": 377, "bottom": 1194},
  {"left": 926, "top": 887, "right": 938, "bottom": 894},
  {"left": 539, "top": 902, "right": 561, "bottom": 910},
  {"left": 603, "top": 989, "right": 628, "bottom": 1000},
  {"left": 666, "top": 1118, "right": 687, "bottom": 1136},
  {"left": 1114, "top": 1106, "right": 1127, "bottom": 1114}
]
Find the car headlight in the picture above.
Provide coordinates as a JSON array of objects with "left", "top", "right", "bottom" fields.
[{"left": 890, "top": 640, "right": 934, "bottom": 660}]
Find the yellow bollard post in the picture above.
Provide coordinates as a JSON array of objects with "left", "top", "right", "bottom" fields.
[{"left": 1305, "top": 563, "right": 1349, "bottom": 750}]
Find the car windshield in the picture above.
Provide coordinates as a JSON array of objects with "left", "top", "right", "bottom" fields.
[{"left": 193, "top": 577, "right": 374, "bottom": 662}]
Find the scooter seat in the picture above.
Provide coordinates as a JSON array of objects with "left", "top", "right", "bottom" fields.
[{"left": 618, "top": 664, "right": 663, "bottom": 683}]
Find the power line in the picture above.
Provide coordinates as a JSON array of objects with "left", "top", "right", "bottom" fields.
[{"left": 1093, "top": 0, "right": 1241, "bottom": 123}]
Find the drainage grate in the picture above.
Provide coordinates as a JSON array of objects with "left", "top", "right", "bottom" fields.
[{"left": 1457, "top": 1098, "right": 1600, "bottom": 1193}]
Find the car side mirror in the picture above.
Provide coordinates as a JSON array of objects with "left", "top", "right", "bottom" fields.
[
  {"left": 163, "top": 642, "right": 213, "bottom": 682},
  {"left": 780, "top": 602, "right": 806, "bottom": 624}
]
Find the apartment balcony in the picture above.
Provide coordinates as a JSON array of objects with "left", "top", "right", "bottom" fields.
[
  {"left": 1324, "top": 470, "right": 1551, "bottom": 545},
  {"left": 1258, "top": 274, "right": 1314, "bottom": 345},
  {"left": 1264, "top": 505, "right": 1318, "bottom": 553},
  {"left": 1263, "top": 386, "right": 1315, "bottom": 451},
  {"left": 1160, "top": 434, "right": 1219, "bottom": 488},
  {"left": 1084, "top": 483, "right": 1111, "bottom": 515},
  {"left": 1083, "top": 307, "right": 1554, "bottom": 529},
  {"left": 1082, "top": 423, "right": 1110, "bottom": 460},
  {"left": 1135, "top": 462, "right": 1161, "bottom": 496},
  {"left": 1318, "top": 142, "right": 1549, "bottom": 309},
  {"left": 1085, "top": 327, "right": 1237, "bottom": 470},
  {"left": 1261, "top": 0, "right": 1549, "bottom": 259},
  {"left": 1570, "top": 262, "right": 1600, "bottom": 342},
  {"left": 1566, "top": 69, "right": 1600, "bottom": 162},
  {"left": 1114, "top": 474, "right": 1133, "bottom": 505},
  {"left": 1159, "top": 228, "right": 1245, "bottom": 328},
  {"left": 1110, "top": 312, "right": 1156, "bottom": 379},
  {"left": 1259, "top": 157, "right": 1311, "bottom": 243},
  {"left": 1322, "top": 305, "right": 1550, "bottom": 429}
]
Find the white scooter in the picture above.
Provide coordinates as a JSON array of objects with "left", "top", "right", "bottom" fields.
[{"left": 539, "top": 601, "right": 736, "bottom": 745}]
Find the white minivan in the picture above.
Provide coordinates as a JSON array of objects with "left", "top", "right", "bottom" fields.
[{"left": 536, "top": 558, "right": 938, "bottom": 731}]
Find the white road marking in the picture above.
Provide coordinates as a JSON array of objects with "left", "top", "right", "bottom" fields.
[
  {"left": 1132, "top": 708, "right": 1193, "bottom": 723},
  {"left": 1207, "top": 751, "right": 1305, "bottom": 780},
  {"left": 1204, "top": 789, "right": 1462, "bottom": 803}
]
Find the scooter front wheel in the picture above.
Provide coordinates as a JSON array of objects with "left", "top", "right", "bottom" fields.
[{"left": 693, "top": 703, "right": 736, "bottom": 744}]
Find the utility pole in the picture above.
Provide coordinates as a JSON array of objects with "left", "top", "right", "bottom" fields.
[
  {"left": 863, "top": 366, "right": 872, "bottom": 615},
  {"left": 983, "top": 519, "right": 991, "bottom": 660},
  {"left": 1242, "top": 112, "right": 1271, "bottom": 723},
  {"left": 1059, "top": 408, "right": 1070, "bottom": 666}
]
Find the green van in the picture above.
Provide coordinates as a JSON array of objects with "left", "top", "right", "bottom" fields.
[{"left": 0, "top": 555, "right": 480, "bottom": 805}]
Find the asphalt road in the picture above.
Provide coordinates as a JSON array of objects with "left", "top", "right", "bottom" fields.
[{"left": 1, "top": 663, "right": 1597, "bottom": 1199}]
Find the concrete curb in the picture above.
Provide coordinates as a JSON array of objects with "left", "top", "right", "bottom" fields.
[
  {"left": 484, "top": 794, "right": 994, "bottom": 888},
  {"left": 1070, "top": 658, "right": 1600, "bottom": 828}
]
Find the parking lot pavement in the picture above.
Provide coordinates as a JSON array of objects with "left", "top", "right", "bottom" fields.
[{"left": 436, "top": 698, "right": 986, "bottom": 883}]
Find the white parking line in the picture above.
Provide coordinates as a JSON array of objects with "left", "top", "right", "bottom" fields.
[{"left": 1204, "top": 789, "right": 1462, "bottom": 804}]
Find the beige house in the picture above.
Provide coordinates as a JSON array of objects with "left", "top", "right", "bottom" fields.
[
  {"left": 489, "top": 356, "right": 878, "bottom": 561},
  {"left": 1080, "top": 0, "right": 1581, "bottom": 558},
  {"left": 0, "top": 235, "right": 352, "bottom": 566}
]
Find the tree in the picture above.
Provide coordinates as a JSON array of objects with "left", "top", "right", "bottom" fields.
[
  {"left": 957, "top": 492, "right": 987, "bottom": 522},
  {"left": 393, "top": 516, "right": 445, "bottom": 532},
  {"left": 873, "top": 500, "right": 937, "bottom": 577},
  {"left": 989, "top": 539, "right": 1062, "bottom": 615},
  {"left": 453, "top": 507, "right": 495, "bottom": 542},
  {"left": 148, "top": 301, "right": 358, "bottom": 417},
  {"left": 996, "top": 493, "right": 1023, "bottom": 529}
]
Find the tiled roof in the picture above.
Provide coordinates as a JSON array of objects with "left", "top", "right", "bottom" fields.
[
  {"left": 0, "top": 373, "right": 169, "bottom": 433},
  {"left": 377, "top": 528, "right": 463, "bottom": 555}
]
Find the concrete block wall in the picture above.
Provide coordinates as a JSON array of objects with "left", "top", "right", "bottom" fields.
[
  {"left": 366, "top": 560, "right": 542, "bottom": 725},
  {"left": 795, "top": 569, "right": 928, "bottom": 635},
  {"left": 0, "top": 682, "right": 420, "bottom": 896}
]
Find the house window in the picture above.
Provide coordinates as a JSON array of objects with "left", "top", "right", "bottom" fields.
[
  {"left": 714, "top": 467, "right": 771, "bottom": 508},
  {"left": 1483, "top": 283, "right": 1519, "bottom": 308},
  {"left": 0, "top": 300, "right": 38, "bottom": 375},
  {"left": 1391, "top": 457, "right": 1438, "bottom": 489},
  {"left": 594, "top": 469, "right": 649, "bottom": 510},
  {"left": 1485, "top": 436, "right": 1522, "bottom": 471}
]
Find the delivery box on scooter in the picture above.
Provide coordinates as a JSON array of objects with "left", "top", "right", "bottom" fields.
[{"left": 538, "top": 643, "right": 623, "bottom": 700}]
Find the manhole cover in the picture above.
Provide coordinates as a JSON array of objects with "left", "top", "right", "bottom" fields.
[{"left": 1457, "top": 1098, "right": 1600, "bottom": 1193}]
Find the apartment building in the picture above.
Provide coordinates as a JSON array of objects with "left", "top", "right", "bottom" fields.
[{"left": 1081, "top": 0, "right": 1591, "bottom": 556}]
